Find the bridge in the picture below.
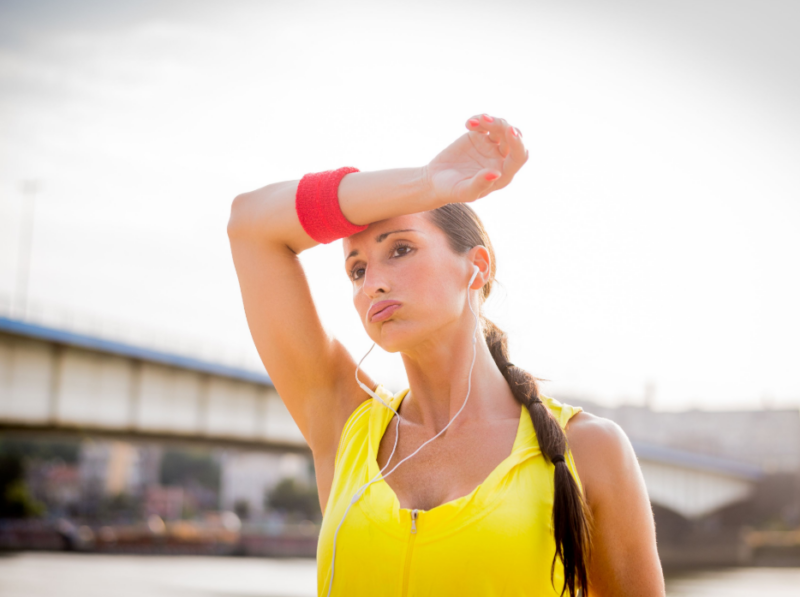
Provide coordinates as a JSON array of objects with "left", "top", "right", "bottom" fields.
[
  {"left": 631, "top": 440, "right": 763, "bottom": 518},
  {"left": 0, "top": 316, "right": 768, "bottom": 519},
  {"left": 0, "top": 316, "right": 304, "bottom": 451}
]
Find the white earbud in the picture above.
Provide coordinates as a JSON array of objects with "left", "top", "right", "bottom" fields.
[{"left": 469, "top": 264, "right": 480, "bottom": 287}]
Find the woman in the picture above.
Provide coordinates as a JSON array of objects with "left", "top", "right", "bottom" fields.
[{"left": 227, "top": 114, "right": 665, "bottom": 596}]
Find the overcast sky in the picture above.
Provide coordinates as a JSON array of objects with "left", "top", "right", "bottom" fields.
[{"left": 1, "top": 0, "right": 798, "bottom": 411}]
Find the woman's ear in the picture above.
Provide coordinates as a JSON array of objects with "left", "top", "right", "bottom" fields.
[
  {"left": 468, "top": 246, "right": 491, "bottom": 289},
  {"left": 469, "top": 265, "right": 480, "bottom": 287}
]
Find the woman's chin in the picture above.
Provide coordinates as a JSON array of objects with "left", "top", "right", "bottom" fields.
[{"left": 373, "top": 319, "right": 415, "bottom": 353}]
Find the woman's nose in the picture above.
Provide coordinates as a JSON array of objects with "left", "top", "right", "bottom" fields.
[{"left": 362, "top": 265, "right": 389, "bottom": 297}]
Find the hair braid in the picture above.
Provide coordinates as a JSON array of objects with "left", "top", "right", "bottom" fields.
[
  {"left": 483, "top": 317, "right": 591, "bottom": 597},
  {"left": 426, "top": 203, "right": 592, "bottom": 597}
]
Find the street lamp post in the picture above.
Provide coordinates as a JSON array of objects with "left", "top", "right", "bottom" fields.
[{"left": 16, "top": 179, "right": 40, "bottom": 319}]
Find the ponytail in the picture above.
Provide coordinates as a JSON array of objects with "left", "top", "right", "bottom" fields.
[{"left": 484, "top": 317, "right": 592, "bottom": 596}]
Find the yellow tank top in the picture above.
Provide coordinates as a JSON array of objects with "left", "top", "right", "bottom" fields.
[{"left": 317, "top": 383, "right": 585, "bottom": 596}]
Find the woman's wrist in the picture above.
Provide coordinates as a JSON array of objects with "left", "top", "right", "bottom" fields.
[{"left": 336, "top": 166, "right": 443, "bottom": 226}]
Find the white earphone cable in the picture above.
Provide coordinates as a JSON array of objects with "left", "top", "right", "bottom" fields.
[{"left": 326, "top": 266, "right": 481, "bottom": 596}]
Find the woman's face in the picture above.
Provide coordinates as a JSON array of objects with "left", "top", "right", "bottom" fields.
[{"left": 343, "top": 212, "right": 475, "bottom": 353}]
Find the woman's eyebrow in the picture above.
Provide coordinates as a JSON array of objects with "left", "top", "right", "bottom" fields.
[{"left": 345, "top": 228, "right": 419, "bottom": 261}]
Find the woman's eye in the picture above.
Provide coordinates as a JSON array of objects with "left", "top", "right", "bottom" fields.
[
  {"left": 350, "top": 244, "right": 412, "bottom": 281},
  {"left": 393, "top": 244, "right": 412, "bottom": 257}
]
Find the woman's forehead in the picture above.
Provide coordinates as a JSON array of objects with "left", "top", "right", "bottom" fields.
[{"left": 342, "top": 213, "right": 433, "bottom": 254}]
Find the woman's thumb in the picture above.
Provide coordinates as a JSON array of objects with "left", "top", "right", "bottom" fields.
[{"left": 468, "top": 168, "right": 501, "bottom": 199}]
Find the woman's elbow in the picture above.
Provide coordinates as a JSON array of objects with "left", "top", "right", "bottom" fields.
[
  {"left": 227, "top": 191, "right": 256, "bottom": 239},
  {"left": 228, "top": 181, "right": 291, "bottom": 241}
]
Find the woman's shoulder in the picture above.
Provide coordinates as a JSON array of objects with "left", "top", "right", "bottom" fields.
[
  {"left": 562, "top": 407, "right": 641, "bottom": 504},
  {"left": 565, "top": 408, "right": 629, "bottom": 453},
  {"left": 540, "top": 394, "right": 628, "bottom": 448}
]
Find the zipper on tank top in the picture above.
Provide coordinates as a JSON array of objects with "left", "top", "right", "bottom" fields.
[{"left": 401, "top": 509, "right": 419, "bottom": 596}]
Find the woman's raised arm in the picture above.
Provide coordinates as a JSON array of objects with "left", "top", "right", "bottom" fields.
[{"left": 227, "top": 167, "right": 439, "bottom": 457}]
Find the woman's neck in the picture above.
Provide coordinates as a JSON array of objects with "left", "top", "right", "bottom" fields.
[{"left": 399, "top": 333, "right": 520, "bottom": 434}]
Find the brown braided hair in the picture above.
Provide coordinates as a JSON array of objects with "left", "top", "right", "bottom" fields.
[{"left": 426, "top": 203, "right": 593, "bottom": 597}]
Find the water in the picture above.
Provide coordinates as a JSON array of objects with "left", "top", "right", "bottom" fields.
[
  {"left": 0, "top": 553, "right": 799, "bottom": 596},
  {"left": 664, "top": 567, "right": 800, "bottom": 596},
  {"left": 0, "top": 553, "right": 316, "bottom": 597}
]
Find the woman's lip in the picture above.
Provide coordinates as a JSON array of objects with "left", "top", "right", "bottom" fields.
[
  {"left": 371, "top": 304, "right": 401, "bottom": 323},
  {"left": 369, "top": 301, "right": 401, "bottom": 323}
]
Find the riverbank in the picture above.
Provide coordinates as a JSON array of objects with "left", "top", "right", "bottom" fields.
[{"left": 2, "top": 552, "right": 800, "bottom": 596}]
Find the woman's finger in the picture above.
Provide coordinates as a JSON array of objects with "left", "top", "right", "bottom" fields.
[
  {"left": 480, "top": 128, "right": 527, "bottom": 193},
  {"left": 482, "top": 115, "right": 506, "bottom": 144},
  {"left": 478, "top": 114, "right": 518, "bottom": 158},
  {"left": 501, "top": 125, "right": 528, "bottom": 178},
  {"left": 465, "top": 115, "right": 500, "bottom": 152},
  {"left": 479, "top": 114, "right": 508, "bottom": 145},
  {"left": 457, "top": 167, "right": 501, "bottom": 203},
  {"left": 464, "top": 113, "right": 528, "bottom": 179},
  {"left": 465, "top": 115, "right": 489, "bottom": 133}
]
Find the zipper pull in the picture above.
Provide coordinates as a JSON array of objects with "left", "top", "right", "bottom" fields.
[{"left": 410, "top": 509, "right": 418, "bottom": 534}]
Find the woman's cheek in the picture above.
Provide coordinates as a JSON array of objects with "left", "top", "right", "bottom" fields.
[{"left": 352, "top": 291, "right": 367, "bottom": 322}]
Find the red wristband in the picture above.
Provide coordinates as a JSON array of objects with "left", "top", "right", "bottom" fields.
[{"left": 295, "top": 167, "right": 368, "bottom": 244}]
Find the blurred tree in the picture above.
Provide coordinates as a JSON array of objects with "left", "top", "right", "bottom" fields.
[
  {"left": 265, "top": 477, "right": 321, "bottom": 522},
  {"left": 160, "top": 449, "right": 220, "bottom": 492},
  {"left": 0, "top": 455, "right": 45, "bottom": 518},
  {"left": 0, "top": 438, "right": 79, "bottom": 463}
]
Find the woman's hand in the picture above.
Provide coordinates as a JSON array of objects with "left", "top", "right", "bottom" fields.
[{"left": 423, "top": 114, "right": 529, "bottom": 205}]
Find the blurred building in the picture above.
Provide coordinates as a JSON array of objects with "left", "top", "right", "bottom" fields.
[
  {"left": 144, "top": 485, "right": 184, "bottom": 521},
  {"left": 78, "top": 441, "right": 162, "bottom": 499},
  {"left": 220, "top": 451, "right": 312, "bottom": 520},
  {"left": 24, "top": 460, "right": 80, "bottom": 516}
]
